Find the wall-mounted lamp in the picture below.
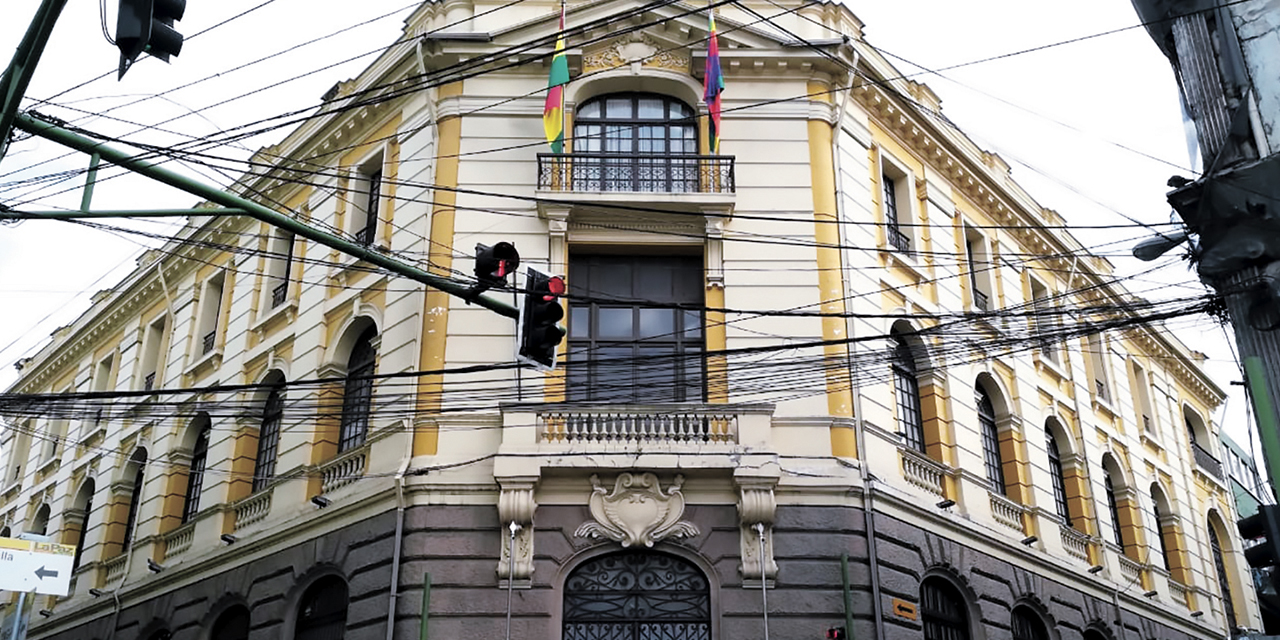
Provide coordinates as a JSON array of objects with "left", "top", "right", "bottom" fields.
[
  {"left": 146, "top": 559, "right": 164, "bottom": 573},
  {"left": 88, "top": 588, "right": 105, "bottom": 597},
  {"left": 311, "top": 495, "right": 332, "bottom": 508},
  {"left": 1020, "top": 536, "right": 1038, "bottom": 546},
  {"left": 220, "top": 534, "right": 238, "bottom": 545},
  {"left": 1190, "top": 611, "right": 1205, "bottom": 618},
  {"left": 936, "top": 499, "right": 956, "bottom": 509},
  {"left": 37, "top": 610, "right": 52, "bottom": 618},
  {"left": 1142, "top": 590, "right": 1158, "bottom": 598},
  {"left": 1087, "top": 565, "right": 1105, "bottom": 574}
]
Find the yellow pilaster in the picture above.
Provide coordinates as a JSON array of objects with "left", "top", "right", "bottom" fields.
[
  {"left": 413, "top": 81, "right": 464, "bottom": 457},
  {"left": 706, "top": 285, "right": 728, "bottom": 403},
  {"left": 806, "top": 80, "right": 856, "bottom": 458}
]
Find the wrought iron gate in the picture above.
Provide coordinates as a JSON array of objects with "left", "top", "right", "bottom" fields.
[{"left": 563, "top": 551, "right": 711, "bottom": 640}]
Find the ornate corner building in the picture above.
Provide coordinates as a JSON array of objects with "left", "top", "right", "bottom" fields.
[{"left": 0, "top": 1, "right": 1259, "bottom": 639}]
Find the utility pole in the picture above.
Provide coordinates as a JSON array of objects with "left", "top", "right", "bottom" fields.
[{"left": 1129, "top": 0, "right": 1280, "bottom": 507}]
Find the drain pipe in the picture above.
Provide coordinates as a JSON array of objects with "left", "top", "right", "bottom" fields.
[
  {"left": 504, "top": 521, "right": 520, "bottom": 640},
  {"left": 385, "top": 453, "right": 413, "bottom": 640},
  {"left": 755, "top": 523, "right": 770, "bottom": 640}
]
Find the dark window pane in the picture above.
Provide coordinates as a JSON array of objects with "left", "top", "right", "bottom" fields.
[
  {"left": 893, "top": 335, "right": 925, "bottom": 453},
  {"left": 597, "top": 308, "right": 633, "bottom": 339},
  {"left": 254, "top": 385, "right": 284, "bottom": 493},
  {"left": 569, "top": 306, "right": 590, "bottom": 339},
  {"left": 1011, "top": 607, "right": 1047, "bottom": 640},
  {"left": 921, "top": 578, "right": 970, "bottom": 640},
  {"left": 639, "top": 309, "right": 674, "bottom": 340},
  {"left": 340, "top": 328, "right": 377, "bottom": 452},
  {"left": 296, "top": 576, "right": 349, "bottom": 640},
  {"left": 1047, "top": 431, "right": 1071, "bottom": 525},
  {"left": 182, "top": 419, "right": 211, "bottom": 523}
]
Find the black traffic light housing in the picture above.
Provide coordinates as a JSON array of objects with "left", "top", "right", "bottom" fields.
[
  {"left": 517, "top": 266, "right": 566, "bottom": 370},
  {"left": 1238, "top": 504, "right": 1280, "bottom": 569},
  {"left": 116, "top": 0, "right": 187, "bottom": 80},
  {"left": 469, "top": 242, "right": 520, "bottom": 299}
]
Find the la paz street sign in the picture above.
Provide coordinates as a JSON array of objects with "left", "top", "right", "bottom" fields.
[{"left": 0, "top": 537, "right": 75, "bottom": 596}]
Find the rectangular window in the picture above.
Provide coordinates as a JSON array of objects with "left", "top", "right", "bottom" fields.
[
  {"left": 266, "top": 229, "right": 294, "bottom": 308},
  {"left": 566, "top": 254, "right": 705, "bottom": 403},
  {"left": 196, "top": 272, "right": 225, "bottom": 356},
  {"left": 882, "top": 171, "right": 911, "bottom": 253},
  {"left": 350, "top": 154, "right": 383, "bottom": 245},
  {"left": 1029, "top": 278, "right": 1059, "bottom": 365},
  {"left": 1130, "top": 360, "right": 1155, "bottom": 433},
  {"left": 42, "top": 385, "right": 72, "bottom": 462},
  {"left": 1087, "top": 333, "right": 1111, "bottom": 404},
  {"left": 7, "top": 421, "right": 32, "bottom": 484},
  {"left": 139, "top": 315, "right": 169, "bottom": 391},
  {"left": 965, "top": 226, "right": 993, "bottom": 311}
]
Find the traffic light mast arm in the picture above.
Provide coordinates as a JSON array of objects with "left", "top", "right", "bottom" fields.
[
  {"left": 13, "top": 111, "right": 519, "bottom": 319},
  {"left": 0, "top": 0, "right": 69, "bottom": 163}
]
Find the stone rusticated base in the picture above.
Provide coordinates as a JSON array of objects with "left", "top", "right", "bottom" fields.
[{"left": 32, "top": 504, "right": 1207, "bottom": 640}]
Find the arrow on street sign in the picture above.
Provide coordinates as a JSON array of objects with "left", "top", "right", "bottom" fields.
[{"left": 0, "top": 537, "right": 75, "bottom": 596}]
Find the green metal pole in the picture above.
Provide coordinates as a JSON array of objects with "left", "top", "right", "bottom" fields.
[
  {"left": 80, "top": 153, "right": 101, "bottom": 212},
  {"left": 420, "top": 572, "right": 431, "bottom": 640},
  {"left": 1244, "top": 356, "right": 1280, "bottom": 504},
  {"left": 841, "top": 553, "right": 855, "bottom": 640},
  {"left": 3, "top": 208, "right": 247, "bottom": 220},
  {"left": 14, "top": 112, "right": 518, "bottom": 319},
  {"left": 0, "top": 0, "right": 69, "bottom": 163}
]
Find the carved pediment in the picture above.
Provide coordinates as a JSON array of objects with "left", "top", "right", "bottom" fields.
[
  {"left": 582, "top": 33, "right": 690, "bottom": 73},
  {"left": 575, "top": 473, "right": 699, "bottom": 547}
]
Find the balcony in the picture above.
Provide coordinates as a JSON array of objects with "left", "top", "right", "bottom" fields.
[
  {"left": 201, "top": 331, "right": 216, "bottom": 355},
  {"left": 538, "top": 153, "right": 734, "bottom": 194},
  {"left": 271, "top": 282, "right": 288, "bottom": 307},
  {"left": 494, "top": 403, "right": 775, "bottom": 476},
  {"left": 887, "top": 227, "right": 911, "bottom": 253},
  {"left": 1193, "top": 443, "right": 1224, "bottom": 481},
  {"left": 973, "top": 289, "right": 989, "bottom": 312},
  {"left": 1060, "top": 525, "right": 1091, "bottom": 562},
  {"left": 900, "top": 449, "right": 948, "bottom": 497}
]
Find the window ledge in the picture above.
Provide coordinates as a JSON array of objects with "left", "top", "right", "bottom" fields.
[
  {"left": 1, "top": 479, "right": 21, "bottom": 498},
  {"left": 35, "top": 456, "right": 59, "bottom": 477},
  {"left": 882, "top": 248, "right": 926, "bottom": 281},
  {"left": 1092, "top": 395, "right": 1119, "bottom": 419},
  {"left": 252, "top": 298, "right": 298, "bottom": 335},
  {"left": 78, "top": 425, "right": 107, "bottom": 448},
  {"left": 1033, "top": 351, "right": 1068, "bottom": 379},
  {"left": 1139, "top": 432, "right": 1162, "bottom": 452},
  {"left": 185, "top": 347, "right": 223, "bottom": 378}
]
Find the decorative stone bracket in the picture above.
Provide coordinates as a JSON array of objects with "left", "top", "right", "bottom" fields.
[
  {"left": 737, "top": 479, "right": 778, "bottom": 584},
  {"left": 497, "top": 479, "right": 537, "bottom": 587}
]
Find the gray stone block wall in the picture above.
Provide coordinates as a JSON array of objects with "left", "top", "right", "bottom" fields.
[{"left": 32, "top": 501, "right": 1216, "bottom": 640}]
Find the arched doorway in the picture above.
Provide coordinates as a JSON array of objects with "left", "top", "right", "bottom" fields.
[
  {"left": 563, "top": 551, "right": 710, "bottom": 640},
  {"left": 921, "top": 576, "right": 970, "bottom": 640}
]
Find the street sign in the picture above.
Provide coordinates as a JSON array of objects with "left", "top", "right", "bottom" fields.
[{"left": 0, "top": 537, "right": 75, "bottom": 596}]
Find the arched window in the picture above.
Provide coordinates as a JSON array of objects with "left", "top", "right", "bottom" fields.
[
  {"left": 71, "top": 480, "right": 94, "bottom": 572},
  {"left": 572, "top": 93, "right": 698, "bottom": 192},
  {"left": 339, "top": 327, "right": 378, "bottom": 452},
  {"left": 1208, "top": 519, "right": 1238, "bottom": 630},
  {"left": 921, "top": 576, "right": 970, "bottom": 640},
  {"left": 182, "top": 415, "right": 211, "bottom": 523},
  {"left": 211, "top": 605, "right": 250, "bottom": 640},
  {"left": 1104, "top": 473, "right": 1123, "bottom": 548},
  {"left": 891, "top": 334, "right": 925, "bottom": 453},
  {"left": 1010, "top": 606, "right": 1049, "bottom": 640},
  {"left": 121, "top": 449, "right": 147, "bottom": 552},
  {"left": 294, "top": 575, "right": 349, "bottom": 640},
  {"left": 254, "top": 381, "right": 284, "bottom": 493},
  {"left": 29, "top": 504, "right": 49, "bottom": 537},
  {"left": 1151, "top": 484, "right": 1172, "bottom": 571},
  {"left": 1083, "top": 629, "right": 1111, "bottom": 640},
  {"left": 977, "top": 387, "right": 1005, "bottom": 494},
  {"left": 564, "top": 551, "right": 710, "bottom": 640},
  {"left": 1046, "top": 431, "right": 1071, "bottom": 526}
]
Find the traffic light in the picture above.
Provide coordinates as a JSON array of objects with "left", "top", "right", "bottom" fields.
[
  {"left": 517, "top": 266, "right": 566, "bottom": 370},
  {"left": 1238, "top": 505, "right": 1280, "bottom": 570},
  {"left": 470, "top": 242, "right": 520, "bottom": 297},
  {"left": 825, "top": 627, "right": 847, "bottom": 640},
  {"left": 116, "top": 0, "right": 187, "bottom": 80}
]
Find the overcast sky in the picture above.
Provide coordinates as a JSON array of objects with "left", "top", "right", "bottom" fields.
[{"left": 0, "top": 1, "right": 1254, "bottom": 451}]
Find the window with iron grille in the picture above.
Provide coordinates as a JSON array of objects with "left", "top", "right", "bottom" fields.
[
  {"left": 182, "top": 417, "right": 210, "bottom": 523},
  {"left": 977, "top": 388, "right": 1005, "bottom": 495},
  {"left": 254, "top": 384, "right": 284, "bottom": 492},
  {"left": 1046, "top": 432, "right": 1071, "bottom": 526},
  {"left": 1010, "top": 607, "right": 1048, "bottom": 640},
  {"left": 211, "top": 606, "right": 250, "bottom": 640},
  {"left": 566, "top": 254, "right": 704, "bottom": 403},
  {"left": 1209, "top": 523, "right": 1238, "bottom": 631},
  {"left": 892, "top": 335, "right": 925, "bottom": 453},
  {"left": 563, "top": 551, "right": 710, "bottom": 640},
  {"left": 339, "top": 327, "right": 378, "bottom": 452},
  {"left": 294, "top": 575, "right": 349, "bottom": 640},
  {"left": 921, "top": 577, "right": 970, "bottom": 640},
  {"left": 1105, "top": 474, "right": 1124, "bottom": 548},
  {"left": 572, "top": 94, "right": 699, "bottom": 193}
]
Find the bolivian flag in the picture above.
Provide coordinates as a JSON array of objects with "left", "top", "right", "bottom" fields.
[
  {"left": 703, "top": 13, "right": 725, "bottom": 153},
  {"left": 543, "top": 8, "right": 570, "bottom": 153}
]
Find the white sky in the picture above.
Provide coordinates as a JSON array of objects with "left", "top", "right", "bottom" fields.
[{"left": 0, "top": 1, "right": 1256, "bottom": 454}]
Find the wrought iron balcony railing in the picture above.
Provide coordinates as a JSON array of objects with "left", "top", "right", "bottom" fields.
[
  {"left": 201, "top": 331, "right": 216, "bottom": 355},
  {"left": 271, "top": 282, "right": 288, "bottom": 308},
  {"left": 537, "top": 153, "right": 734, "bottom": 194},
  {"left": 888, "top": 227, "right": 911, "bottom": 253},
  {"left": 1193, "top": 442, "right": 1224, "bottom": 481},
  {"left": 973, "top": 290, "right": 989, "bottom": 311}
]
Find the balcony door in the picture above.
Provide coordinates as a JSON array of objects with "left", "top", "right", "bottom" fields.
[
  {"left": 564, "top": 551, "right": 710, "bottom": 640},
  {"left": 567, "top": 254, "right": 705, "bottom": 403},
  {"left": 572, "top": 93, "right": 698, "bottom": 192}
]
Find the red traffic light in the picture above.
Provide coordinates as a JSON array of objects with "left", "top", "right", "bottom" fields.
[{"left": 545, "top": 275, "right": 566, "bottom": 300}]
